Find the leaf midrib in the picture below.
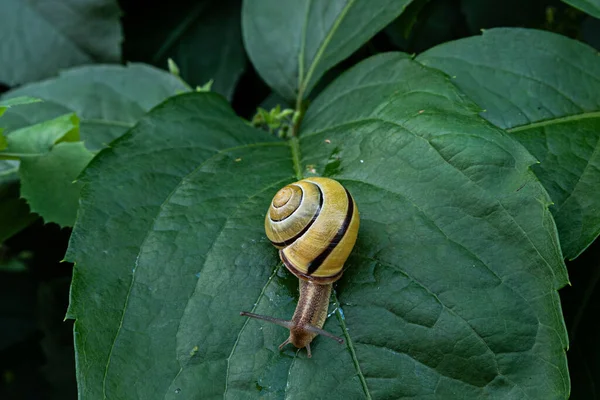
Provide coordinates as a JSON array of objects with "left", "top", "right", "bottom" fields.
[
  {"left": 291, "top": 132, "right": 372, "bottom": 398},
  {"left": 296, "top": 0, "right": 356, "bottom": 105},
  {"left": 508, "top": 111, "right": 600, "bottom": 226},
  {"left": 507, "top": 110, "right": 600, "bottom": 133},
  {"left": 223, "top": 264, "right": 282, "bottom": 397}
]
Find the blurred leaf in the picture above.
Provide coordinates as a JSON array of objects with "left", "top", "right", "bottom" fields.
[
  {"left": 0, "top": 161, "right": 19, "bottom": 185},
  {"left": 1, "top": 114, "right": 79, "bottom": 157},
  {"left": 385, "top": 0, "right": 431, "bottom": 48},
  {"left": 582, "top": 15, "right": 600, "bottom": 50},
  {"left": 0, "top": 97, "right": 42, "bottom": 149},
  {"left": 37, "top": 278, "right": 77, "bottom": 400},
  {"left": 242, "top": 0, "right": 414, "bottom": 102},
  {"left": 560, "top": 239, "right": 600, "bottom": 400},
  {"left": 385, "top": 0, "right": 466, "bottom": 53},
  {"left": 0, "top": 97, "right": 41, "bottom": 116},
  {"left": 461, "top": 0, "right": 551, "bottom": 33},
  {"left": 419, "top": 28, "right": 600, "bottom": 260},
  {"left": 0, "top": 114, "right": 93, "bottom": 227},
  {"left": 563, "top": 0, "right": 600, "bottom": 18},
  {"left": 122, "top": 0, "right": 246, "bottom": 99},
  {"left": 0, "top": 263, "right": 36, "bottom": 351},
  {"left": 0, "top": 259, "right": 27, "bottom": 273},
  {"left": 0, "top": 183, "right": 37, "bottom": 244},
  {"left": 259, "top": 92, "right": 293, "bottom": 111},
  {"left": 1, "top": 64, "right": 189, "bottom": 151},
  {"left": 0, "top": 0, "right": 122, "bottom": 86},
  {"left": 67, "top": 54, "right": 568, "bottom": 397},
  {"left": 19, "top": 142, "right": 94, "bottom": 228}
]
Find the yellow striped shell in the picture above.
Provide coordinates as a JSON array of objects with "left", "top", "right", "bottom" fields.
[{"left": 265, "top": 177, "right": 359, "bottom": 284}]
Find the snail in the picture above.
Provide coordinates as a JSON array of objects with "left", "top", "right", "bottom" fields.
[{"left": 240, "top": 177, "right": 359, "bottom": 358}]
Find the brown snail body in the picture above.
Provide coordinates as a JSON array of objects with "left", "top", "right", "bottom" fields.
[{"left": 241, "top": 177, "right": 359, "bottom": 357}]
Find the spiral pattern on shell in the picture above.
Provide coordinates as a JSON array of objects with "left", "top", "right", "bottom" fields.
[{"left": 265, "top": 177, "right": 360, "bottom": 284}]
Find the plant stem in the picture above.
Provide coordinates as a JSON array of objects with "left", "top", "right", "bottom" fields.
[{"left": 290, "top": 136, "right": 303, "bottom": 180}]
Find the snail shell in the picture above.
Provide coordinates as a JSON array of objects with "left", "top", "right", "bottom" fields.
[
  {"left": 241, "top": 177, "right": 359, "bottom": 357},
  {"left": 264, "top": 177, "right": 360, "bottom": 284}
]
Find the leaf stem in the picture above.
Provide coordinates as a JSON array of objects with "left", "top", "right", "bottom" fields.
[{"left": 289, "top": 136, "right": 303, "bottom": 180}]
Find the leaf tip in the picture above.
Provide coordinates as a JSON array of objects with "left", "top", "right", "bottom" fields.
[{"left": 168, "top": 58, "right": 180, "bottom": 77}]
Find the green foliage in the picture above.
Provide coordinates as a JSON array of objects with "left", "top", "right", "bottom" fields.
[
  {"left": 0, "top": 64, "right": 189, "bottom": 227},
  {"left": 251, "top": 105, "right": 297, "bottom": 137},
  {"left": 122, "top": 0, "right": 246, "bottom": 99},
  {"left": 0, "top": 183, "right": 37, "bottom": 243},
  {"left": 2, "top": 64, "right": 189, "bottom": 151},
  {"left": 0, "top": 114, "right": 92, "bottom": 227},
  {"left": 242, "top": 0, "right": 415, "bottom": 102},
  {"left": 419, "top": 28, "right": 600, "bottom": 260},
  {"left": 0, "top": 97, "right": 42, "bottom": 146},
  {"left": 2, "top": 0, "right": 600, "bottom": 399},
  {"left": 65, "top": 44, "right": 574, "bottom": 400},
  {"left": 0, "top": 0, "right": 121, "bottom": 86},
  {"left": 563, "top": 0, "right": 600, "bottom": 17}
]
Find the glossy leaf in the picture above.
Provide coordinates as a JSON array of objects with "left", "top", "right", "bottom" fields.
[
  {"left": 0, "top": 0, "right": 122, "bottom": 86},
  {"left": 0, "top": 114, "right": 93, "bottom": 227},
  {"left": 418, "top": 28, "right": 600, "bottom": 259},
  {"left": 563, "top": 0, "right": 600, "bottom": 18},
  {"left": 2, "top": 64, "right": 189, "bottom": 151},
  {"left": 67, "top": 53, "right": 568, "bottom": 398},
  {"left": 242, "top": 0, "right": 414, "bottom": 102},
  {"left": 123, "top": 0, "right": 246, "bottom": 99}
]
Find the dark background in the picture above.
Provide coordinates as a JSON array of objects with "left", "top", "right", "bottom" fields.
[{"left": 1, "top": 0, "right": 599, "bottom": 398}]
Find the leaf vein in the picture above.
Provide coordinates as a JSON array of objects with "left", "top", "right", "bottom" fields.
[
  {"left": 299, "top": 0, "right": 356, "bottom": 100},
  {"left": 507, "top": 111, "right": 600, "bottom": 133},
  {"left": 100, "top": 141, "right": 284, "bottom": 397},
  {"left": 332, "top": 291, "right": 372, "bottom": 400},
  {"left": 223, "top": 264, "right": 283, "bottom": 396},
  {"left": 421, "top": 56, "right": 585, "bottom": 112}
]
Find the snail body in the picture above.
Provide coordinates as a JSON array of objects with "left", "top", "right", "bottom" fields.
[{"left": 241, "top": 177, "right": 359, "bottom": 357}]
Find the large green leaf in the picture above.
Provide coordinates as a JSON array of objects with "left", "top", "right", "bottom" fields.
[
  {"left": 0, "top": 0, "right": 122, "bottom": 86},
  {"left": 418, "top": 28, "right": 600, "bottom": 260},
  {"left": 123, "top": 0, "right": 246, "bottom": 99},
  {"left": 242, "top": 0, "right": 414, "bottom": 103},
  {"left": 2, "top": 64, "right": 189, "bottom": 151},
  {"left": 68, "top": 53, "right": 568, "bottom": 398},
  {"left": 562, "top": 0, "right": 600, "bottom": 18},
  {"left": 0, "top": 114, "right": 93, "bottom": 227}
]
